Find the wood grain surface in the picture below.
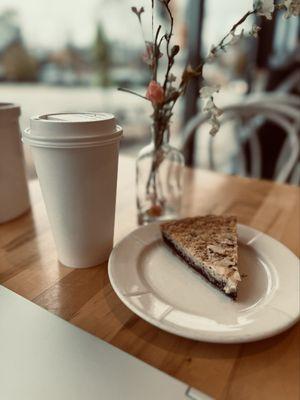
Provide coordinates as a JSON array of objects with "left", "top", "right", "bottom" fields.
[{"left": 0, "top": 155, "right": 299, "bottom": 400}]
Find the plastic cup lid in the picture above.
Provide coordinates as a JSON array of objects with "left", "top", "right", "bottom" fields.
[
  {"left": 45, "top": 113, "right": 106, "bottom": 122},
  {"left": 23, "top": 112, "right": 122, "bottom": 148}
]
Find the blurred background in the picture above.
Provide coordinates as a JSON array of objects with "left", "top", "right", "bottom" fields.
[{"left": 0, "top": 0, "right": 299, "bottom": 181}]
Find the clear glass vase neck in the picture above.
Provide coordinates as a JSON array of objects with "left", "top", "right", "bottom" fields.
[{"left": 151, "top": 125, "right": 170, "bottom": 147}]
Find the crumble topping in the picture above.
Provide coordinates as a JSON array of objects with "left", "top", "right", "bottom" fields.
[{"left": 161, "top": 215, "right": 241, "bottom": 296}]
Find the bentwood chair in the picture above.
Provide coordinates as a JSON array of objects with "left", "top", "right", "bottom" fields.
[{"left": 182, "top": 94, "right": 300, "bottom": 184}]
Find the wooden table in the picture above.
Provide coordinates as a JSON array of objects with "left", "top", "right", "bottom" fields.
[{"left": 1, "top": 156, "right": 299, "bottom": 400}]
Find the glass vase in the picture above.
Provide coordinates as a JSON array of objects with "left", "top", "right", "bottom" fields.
[{"left": 136, "top": 128, "right": 185, "bottom": 225}]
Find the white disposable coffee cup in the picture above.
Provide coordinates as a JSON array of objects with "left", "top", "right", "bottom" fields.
[
  {"left": 0, "top": 103, "right": 30, "bottom": 223},
  {"left": 22, "top": 113, "right": 122, "bottom": 268}
]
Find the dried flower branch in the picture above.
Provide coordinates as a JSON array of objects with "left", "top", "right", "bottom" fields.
[{"left": 120, "top": 0, "right": 299, "bottom": 139}]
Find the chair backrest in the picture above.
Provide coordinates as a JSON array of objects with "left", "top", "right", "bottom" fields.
[
  {"left": 242, "top": 94, "right": 300, "bottom": 183},
  {"left": 244, "top": 93, "right": 300, "bottom": 109},
  {"left": 182, "top": 96, "right": 300, "bottom": 184}
]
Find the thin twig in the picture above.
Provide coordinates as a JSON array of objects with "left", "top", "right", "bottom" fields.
[
  {"left": 214, "top": 10, "right": 255, "bottom": 53},
  {"left": 132, "top": 8, "right": 148, "bottom": 54},
  {"left": 118, "top": 87, "right": 149, "bottom": 101},
  {"left": 163, "top": 1, "right": 174, "bottom": 91},
  {"left": 176, "top": 9, "right": 255, "bottom": 92},
  {"left": 153, "top": 25, "right": 162, "bottom": 80},
  {"left": 158, "top": 33, "right": 167, "bottom": 49},
  {"left": 151, "top": 0, "right": 154, "bottom": 41}
]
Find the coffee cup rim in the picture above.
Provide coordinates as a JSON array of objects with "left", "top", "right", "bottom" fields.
[{"left": 22, "top": 125, "right": 123, "bottom": 148}]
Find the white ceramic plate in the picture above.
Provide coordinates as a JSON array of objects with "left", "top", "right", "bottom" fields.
[{"left": 108, "top": 223, "right": 300, "bottom": 343}]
